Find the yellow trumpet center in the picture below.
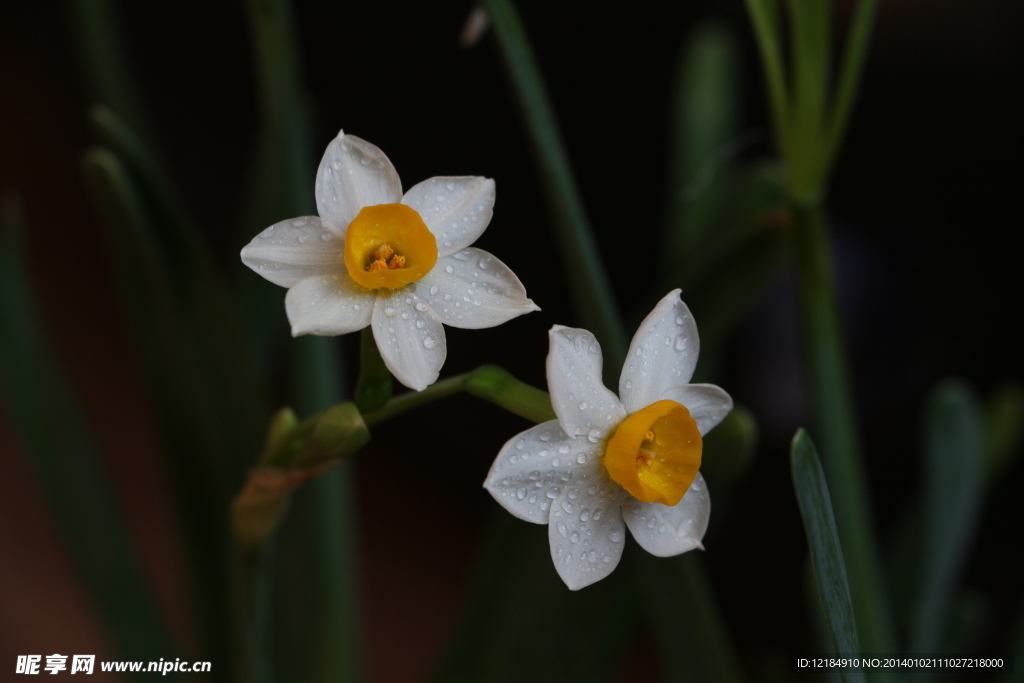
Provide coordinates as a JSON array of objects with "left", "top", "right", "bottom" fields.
[
  {"left": 344, "top": 204, "right": 438, "bottom": 290},
  {"left": 603, "top": 400, "right": 702, "bottom": 506}
]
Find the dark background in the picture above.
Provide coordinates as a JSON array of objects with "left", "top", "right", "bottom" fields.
[{"left": 1, "top": 0, "right": 1022, "bottom": 680}]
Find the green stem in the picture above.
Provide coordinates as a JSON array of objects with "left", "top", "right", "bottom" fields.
[
  {"left": 363, "top": 365, "right": 556, "bottom": 427},
  {"left": 744, "top": 0, "right": 790, "bottom": 151},
  {"left": 793, "top": 203, "right": 895, "bottom": 655},
  {"left": 482, "top": 0, "right": 627, "bottom": 374}
]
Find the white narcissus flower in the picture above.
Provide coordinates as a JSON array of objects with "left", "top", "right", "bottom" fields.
[
  {"left": 484, "top": 290, "right": 732, "bottom": 590},
  {"left": 241, "top": 130, "right": 539, "bottom": 391}
]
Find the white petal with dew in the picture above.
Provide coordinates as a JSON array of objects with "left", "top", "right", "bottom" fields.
[
  {"left": 241, "top": 216, "right": 346, "bottom": 288},
  {"left": 619, "top": 289, "right": 700, "bottom": 414},
  {"left": 402, "top": 176, "right": 495, "bottom": 257},
  {"left": 371, "top": 291, "right": 446, "bottom": 391},
  {"left": 315, "top": 131, "right": 402, "bottom": 229},
  {"left": 622, "top": 473, "right": 710, "bottom": 557},
  {"left": 548, "top": 473, "right": 628, "bottom": 590},
  {"left": 659, "top": 384, "right": 733, "bottom": 436},
  {"left": 285, "top": 274, "right": 375, "bottom": 336},
  {"left": 546, "top": 326, "right": 626, "bottom": 442},
  {"left": 484, "top": 421, "right": 602, "bottom": 524},
  {"left": 416, "top": 248, "right": 538, "bottom": 329}
]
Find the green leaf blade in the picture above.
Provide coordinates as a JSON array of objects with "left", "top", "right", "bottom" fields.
[
  {"left": 911, "top": 381, "right": 985, "bottom": 654},
  {"left": 791, "top": 429, "right": 865, "bottom": 683}
]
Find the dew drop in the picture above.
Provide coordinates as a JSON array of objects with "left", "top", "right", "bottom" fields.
[
  {"left": 384, "top": 306, "right": 396, "bottom": 317},
  {"left": 570, "top": 532, "right": 580, "bottom": 544},
  {"left": 320, "top": 232, "right": 334, "bottom": 241},
  {"left": 557, "top": 444, "right": 570, "bottom": 454},
  {"left": 422, "top": 336, "right": 437, "bottom": 349},
  {"left": 587, "top": 428, "right": 601, "bottom": 443},
  {"left": 578, "top": 401, "right": 588, "bottom": 410},
  {"left": 674, "top": 336, "right": 687, "bottom": 351},
  {"left": 608, "top": 530, "right": 624, "bottom": 543},
  {"left": 415, "top": 302, "right": 428, "bottom": 312},
  {"left": 445, "top": 265, "right": 454, "bottom": 274}
]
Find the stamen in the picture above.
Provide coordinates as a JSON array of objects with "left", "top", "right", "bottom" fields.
[
  {"left": 374, "top": 244, "right": 395, "bottom": 262},
  {"left": 368, "top": 259, "right": 389, "bottom": 271},
  {"left": 389, "top": 254, "right": 406, "bottom": 269}
]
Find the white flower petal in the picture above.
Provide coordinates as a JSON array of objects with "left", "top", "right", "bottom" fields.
[
  {"left": 660, "top": 384, "right": 733, "bottom": 435},
  {"left": 619, "top": 289, "right": 700, "bottom": 414},
  {"left": 315, "top": 131, "right": 403, "bottom": 229},
  {"left": 483, "top": 421, "right": 602, "bottom": 524},
  {"left": 548, "top": 474, "right": 628, "bottom": 590},
  {"left": 401, "top": 176, "right": 495, "bottom": 256},
  {"left": 285, "top": 274, "right": 375, "bottom": 336},
  {"left": 416, "top": 248, "right": 538, "bottom": 329},
  {"left": 546, "top": 326, "right": 627, "bottom": 441},
  {"left": 371, "top": 291, "right": 446, "bottom": 391},
  {"left": 240, "top": 216, "right": 346, "bottom": 287},
  {"left": 622, "top": 473, "right": 710, "bottom": 557}
]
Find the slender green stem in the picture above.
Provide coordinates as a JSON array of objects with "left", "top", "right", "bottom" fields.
[
  {"left": 482, "top": 0, "right": 627, "bottom": 374},
  {"left": 793, "top": 204, "right": 895, "bottom": 656},
  {"left": 363, "top": 365, "right": 556, "bottom": 428},
  {"left": 785, "top": 0, "right": 831, "bottom": 201},
  {"left": 744, "top": 0, "right": 790, "bottom": 150},
  {"left": 824, "top": 0, "right": 880, "bottom": 174}
]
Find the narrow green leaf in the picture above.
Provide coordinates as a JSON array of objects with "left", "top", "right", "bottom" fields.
[
  {"left": 824, "top": 0, "right": 880, "bottom": 174},
  {"left": 482, "top": 0, "right": 627, "bottom": 375},
  {"left": 911, "top": 381, "right": 984, "bottom": 654},
  {"left": 790, "top": 429, "right": 865, "bottom": 683},
  {"left": 664, "top": 22, "right": 742, "bottom": 263},
  {"left": 0, "top": 192, "right": 175, "bottom": 673},
  {"left": 744, "top": 0, "right": 790, "bottom": 144}
]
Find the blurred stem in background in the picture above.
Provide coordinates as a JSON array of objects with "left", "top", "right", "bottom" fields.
[
  {"left": 0, "top": 193, "right": 176, "bottom": 679},
  {"left": 242, "top": 0, "right": 361, "bottom": 682},
  {"left": 745, "top": 0, "right": 895, "bottom": 661}
]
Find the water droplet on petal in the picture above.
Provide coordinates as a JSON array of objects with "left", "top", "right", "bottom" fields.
[
  {"left": 384, "top": 306, "right": 396, "bottom": 317},
  {"left": 415, "top": 302, "right": 428, "bottom": 312},
  {"left": 320, "top": 232, "right": 334, "bottom": 241},
  {"left": 674, "top": 336, "right": 687, "bottom": 351},
  {"left": 422, "top": 336, "right": 437, "bottom": 349}
]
